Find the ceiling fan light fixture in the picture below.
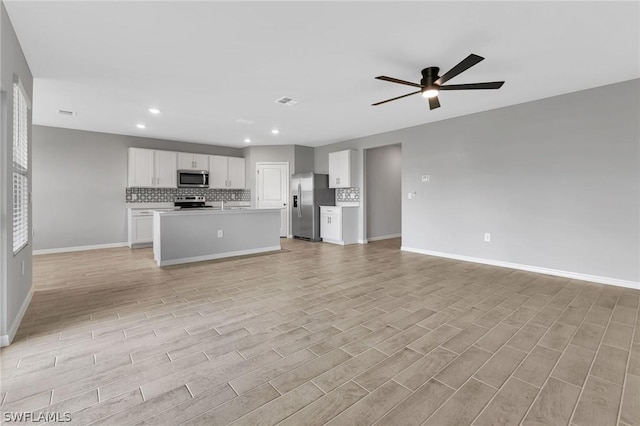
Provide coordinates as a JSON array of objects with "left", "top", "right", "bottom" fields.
[{"left": 422, "top": 89, "right": 439, "bottom": 99}]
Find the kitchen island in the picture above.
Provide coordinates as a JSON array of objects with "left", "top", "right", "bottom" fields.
[{"left": 153, "top": 208, "right": 281, "bottom": 266}]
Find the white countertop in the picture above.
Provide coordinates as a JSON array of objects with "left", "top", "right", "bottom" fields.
[
  {"left": 127, "top": 201, "right": 251, "bottom": 209},
  {"left": 155, "top": 208, "right": 280, "bottom": 216}
]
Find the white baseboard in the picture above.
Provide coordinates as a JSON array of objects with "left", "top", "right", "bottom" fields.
[
  {"left": 1, "top": 289, "right": 33, "bottom": 347},
  {"left": 323, "top": 238, "right": 346, "bottom": 246},
  {"left": 400, "top": 246, "right": 640, "bottom": 290},
  {"left": 157, "top": 245, "right": 282, "bottom": 267},
  {"left": 33, "top": 242, "right": 129, "bottom": 255},
  {"left": 367, "top": 233, "right": 401, "bottom": 242},
  {"left": 358, "top": 239, "right": 368, "bottom": 244}
]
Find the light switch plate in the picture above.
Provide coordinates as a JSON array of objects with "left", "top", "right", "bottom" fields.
[{"left": 421, "top": 175, "right": 430, "bottom": 182}]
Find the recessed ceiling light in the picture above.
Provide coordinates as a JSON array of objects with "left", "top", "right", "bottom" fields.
[
  {"left": 136, "top": 124, "right": 146, "bottom": 129},
  {"left": 271, "top": 129, "right": 279, "bottom": 135},
  {"left": 244, "top": 138, "right": 251, "bottom": 143},
  {"left": 148, "top": 108, "right": 160, "bottom": 114}
]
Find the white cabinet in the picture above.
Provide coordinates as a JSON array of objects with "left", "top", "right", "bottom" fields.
[
  {"left": 128, "top": 209, "right": 154, "bottom": 248},
  {"left": 209, "top": 155, "right": 227, "bottom": 188},
  {"left": 228, "top": 157, "right": 246, "bottom": 188},
  {"left": 321, "top": 207, "right": 342, "bottom": 242},
  {"left": 329, "top": 149, "right": 358, "bottom": 188},
  {"left": 209, "top": 155, "right": 246, "bottom": 188},
  {"left": 178, "top": 153, "right": 209, "bottom": 170},
  {"left": 320, "top": 206, "right": 359, "bottom": 245},
  {"left": 128, "top": 148, "right": 154, "bottom": 187},
  {"left": 154, "top": 150, "right": 178, "bottom": 188},
  {"left": 128, "top": 148, "right": 246, "bottom": 189},
  {"left": 128, "top": 148, "right": 177, "bottom": 188},
  {"left": 128, "top": 208, "right": 173, "bottom": 247}
]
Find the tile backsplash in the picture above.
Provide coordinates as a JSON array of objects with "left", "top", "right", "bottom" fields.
[
  {"left": 336, "top": 187, "right": 360, "bottom": 203},
  {"left": 126, "top": 187, "right": 251, "bottom": 203}
]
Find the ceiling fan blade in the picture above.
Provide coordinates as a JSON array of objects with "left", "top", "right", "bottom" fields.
[
  {"left": 439, "top": 81, "right": 505, "bottom": 90},
  {"left": 375, "top": 76, "right": 424, "bottom": 88},
  {"left": 372, "top": 90, "right": 422, "bottom": 106},
  {"left": 434, "top": 54, "right": 484, "bottom": 85},
  {"left": 428, "top": 96, "right": 440, "bottom": 110}
]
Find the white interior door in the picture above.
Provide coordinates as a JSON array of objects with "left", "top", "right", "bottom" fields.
[{"left": 257, "top": 162, "right": 289, "bottom": 237}]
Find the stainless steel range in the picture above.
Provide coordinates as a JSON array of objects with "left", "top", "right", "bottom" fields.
[{"left": 174, "top": 196, "right": 214, "bottom": 210}]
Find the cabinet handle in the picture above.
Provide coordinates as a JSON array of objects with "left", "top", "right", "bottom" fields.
[{"left": 336, "top": 177, "right": 340, "bottom": 185}]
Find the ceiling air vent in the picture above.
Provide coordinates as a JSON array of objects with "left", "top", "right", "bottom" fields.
[
  {"left": 58, "top": 109, "right": 75, "bottom": 116},
  {"left": 236, "top": 118, "right": 254, "bottom": 125},
  {"left": 275, "top": 97, "right": 299, "bottom": 106}
]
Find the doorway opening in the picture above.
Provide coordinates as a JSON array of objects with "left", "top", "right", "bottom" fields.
[{"left": 364, "top": 144, "right": 402, "bottom": 246}]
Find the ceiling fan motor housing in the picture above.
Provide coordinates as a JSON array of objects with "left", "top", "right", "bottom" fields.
[{"left": 421, "top": 67, "right": 440, "bottom": 91}]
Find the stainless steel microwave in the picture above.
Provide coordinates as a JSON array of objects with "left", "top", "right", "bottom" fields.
[{"left": 177, "top": 170, "right": 209, "bottom": 188}]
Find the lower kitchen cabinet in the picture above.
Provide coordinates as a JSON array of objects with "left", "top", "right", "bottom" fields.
[
  {"left": 128, "top": 208, "right": 173, "bottom": 248},
  {"left": 320, "top": 206, "right": 359, "bottom": 245}
]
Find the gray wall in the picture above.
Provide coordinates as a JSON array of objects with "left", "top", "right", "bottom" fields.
[
  {"left": 294, "top": 145, "right": 315, "bottom": 173},
  {"left": 366, "top": 144, "right": 401, "bottom": 240},
  {"left": 243, "top": 145, "right": 295, "bottom": 206},
  {"left": 32, "top": 125, "right": 243, "bottom": 250},
  {"left": 1, "top": 1, "right": 34, "bottom": 343},
  {"left": 315, "top": 79, "right": 640, "bottom": 283}
]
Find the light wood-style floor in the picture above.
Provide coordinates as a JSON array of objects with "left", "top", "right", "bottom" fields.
[{"left": 1, "top": 238, "right": 639, "bottom": 425}]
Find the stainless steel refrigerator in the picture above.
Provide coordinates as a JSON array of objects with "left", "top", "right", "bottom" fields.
[{"left": 291, "top": 173, "right": 335, "bottom": 241}]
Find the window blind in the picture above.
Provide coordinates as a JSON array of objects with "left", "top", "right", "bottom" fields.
[{"left": 13, "top": 82, "right": 29, "bottom": 254}]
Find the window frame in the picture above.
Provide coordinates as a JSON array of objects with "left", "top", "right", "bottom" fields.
[{"left": 12, "top": 78, "right": 30, "bottom": 255}]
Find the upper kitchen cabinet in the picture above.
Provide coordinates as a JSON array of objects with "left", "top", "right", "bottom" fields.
[
  {"left": 128, "top": 148, "right": 177, "bottom": 188},
  {"left": 177, "top": 153, "right": 209, "bottom": 170},
  {"left": 329, "top": 149, "right": 358, "bottom": 188},
  {"left": 209, "top": 155, "right": 246, "bottom": 188},
  {"left": 228, "top": 157, "right": 246, "bottom": 188}
]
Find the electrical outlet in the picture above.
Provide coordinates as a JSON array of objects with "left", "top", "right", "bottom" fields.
[
  {"left": 217, "top": 230, "right": 223, "bottom": 238},
  {"left": 484, "top": 233, "right": 491, "bottom": 242},
  {"left": 421, "top": 175, "right": 430, "bottom": 182}
]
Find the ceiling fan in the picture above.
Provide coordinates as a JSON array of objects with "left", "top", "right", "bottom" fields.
[{"left": 372, "top": 54, "right": 504, "bottom": 110}]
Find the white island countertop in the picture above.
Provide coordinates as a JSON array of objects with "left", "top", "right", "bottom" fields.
[
  {"left": 156, "top": 208, "right": 277, "bottom": 216},
  {"left": 153, "top": 208, "right": 281, "bottom": 266}
]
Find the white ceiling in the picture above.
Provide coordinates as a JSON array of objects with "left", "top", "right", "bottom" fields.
[{"left": 5, "top": 1, "right": 639, "bottom": 148}]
